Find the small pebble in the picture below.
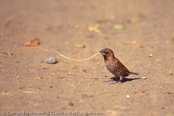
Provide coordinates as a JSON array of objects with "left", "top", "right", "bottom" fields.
[
  {"left": 16, "top": 76, "right": 20, "bottom": 79},
  {"left": 50, "top": 86, "right": 53, "bottom": 88},
  {"left": 149, "top": 54, "right": 153, "bottom": 57},
  {"left": 126, "top": 95, "right": 130, "bottom": 98},
  {"left": 83, "top": 69, "right": 87, "bottom": 73},
  {"left": 45, "top": 55, "right": 57, "bottom": 64}
]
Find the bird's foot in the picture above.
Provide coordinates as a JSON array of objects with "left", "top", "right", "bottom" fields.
[
  {"left": 109, "top": 79, "right": 122, "bottom": 84},
  {"left": 103, "top": 78, "right": 115, "bottom": 82},
  {"left": 116, "top": 79, "right": 122, "bottom": 83},
  {"left": 109, "top": 82, "right": 117, "bottom": 84}
]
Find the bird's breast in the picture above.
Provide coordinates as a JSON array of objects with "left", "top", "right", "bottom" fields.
[
  {"left": 105, "top": 61, "right": 118, "bottom": 74},
  {"left": 105, "top": 61, "right": 129, "bottom": 77}
]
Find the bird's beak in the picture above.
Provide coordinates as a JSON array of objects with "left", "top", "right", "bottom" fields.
[{"left": 100, "top": 50, "right": 105, "bottom": 55}]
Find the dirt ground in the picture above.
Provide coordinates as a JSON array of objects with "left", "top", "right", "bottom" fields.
[{"left": 0, "top": 0, "right": 174, "bottom": 116}]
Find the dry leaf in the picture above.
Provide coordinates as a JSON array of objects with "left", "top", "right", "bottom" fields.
[
  {"left": 71, "top": 66, "right": 77, "bottom": 69},
  {"left": 87, "top": 26, "right": 100, "bottom": 33},
  {"left": 22, "top": 91, "right": 36, "bottom": 94},
  {"left": 113, "top": 24, "right": 124, "bottom": 29},
  {"left": 161, "top": 107, "right": 168, "bottom": 109},
  {"left": 136, "top": 44, "right": 144, "bottom": 48},
  {"left": 169, "top": 70, "right": 172, "bottom": 75},
  {"left": 75, "top": 44, "right": 85, "bottom": 48},
  {"left": 58, "top": 76, "right": 64, "bottom": 78},
  {"left": 24, "top": 38, "right": 40, "bottom": 47},
  {"left": 43, "top": 67, "right": 50, "bottom": 69},
  {"left": 33, "top": 77, "right": 42, "bottom": 79},
  {"left": 167, "top": 92, "right": 174, "bottom": 95},
  {"left": 68, "top": 101, "right": 74, "bottom": 106},
  {"left": 2, "top": 51, "right": 13, "bottom": 55},
  {"left": 10, "top": 94, "right": 18, "bottom": 98},
  {"left": 128, "top": 18, "right": 139, "bottom": 23},
  {"left": 172, "top": 38, "right": 174, "bottom": 44}
]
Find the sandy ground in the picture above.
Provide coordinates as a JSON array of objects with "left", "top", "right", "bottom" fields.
[{"left": 0, "top": 0, "right": 174, "bottom": 116}]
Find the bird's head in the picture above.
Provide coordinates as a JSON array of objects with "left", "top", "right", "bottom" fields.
[{"left": 100, "top": 48, "right": 114, "bottom": 60}]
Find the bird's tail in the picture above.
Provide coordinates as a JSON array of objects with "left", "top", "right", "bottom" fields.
[{"left": 129, "top": 72, "right": 139, "bottom": 75}]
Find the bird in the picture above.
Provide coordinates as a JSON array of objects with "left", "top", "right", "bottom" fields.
[{"left": 100, "top": 48, "right": 138, "bottom": 83}]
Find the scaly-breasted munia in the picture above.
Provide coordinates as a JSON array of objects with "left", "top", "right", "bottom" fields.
[{"left": 100, "top": 48, "right": 138, "bottom": 83}]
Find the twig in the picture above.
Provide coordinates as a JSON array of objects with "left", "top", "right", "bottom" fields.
[{"left": 4, "top": 16, "right": 14, "bottom": 26}]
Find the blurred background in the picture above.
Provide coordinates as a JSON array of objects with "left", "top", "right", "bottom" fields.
[{"left": 0, "top": 0, "right": 174, "bottom": 116}]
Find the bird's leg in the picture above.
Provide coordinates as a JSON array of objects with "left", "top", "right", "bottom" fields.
[
  {"left": 116, "top": 76, "right": 123, "bottom": 83},
  {"left": 116, "top": 80, "right": 121, "bottom": 83},
  {"left": 103, "top": 78, "right": 115, "bottom": 82}
]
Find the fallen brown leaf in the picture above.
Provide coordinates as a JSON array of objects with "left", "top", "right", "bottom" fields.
[
  {"left": 136, "top": 44, "right": 144, "bottom": 48},
  {"left": 87, "top": 26, "right": 100, "bottom": 33},
  {"left": 68, "top": 101, "right": 73, "bottom": 106},
  {"left": 167, "top": 92, "right": 174, "bottom": 95},
  {"left": 128, "top": 18, "right": 139, "bottom": 23},
  {"left": 3, "top": 51, "right": 13, "bottom": 55},
  {"left": 24, "top": 38, "right": 40, "bottom": 47},
  {"left": 57, "top": 76, "right": 64, "bottom": 79},
  {"left": 96, "top": 19, "right": 108, "bottom": 23},
  {"left": 33, "top": 77, "right": 44, "bottom": 79},
  {"left": 172, "top": 38, "right": 174, "bottom": 44},
  {"left": 43, "top": 67, "right": 50, "bottom": 69},
  {"left": 169, "top": 70, "right": 172, "bottom": 75},
  {"left": 161, "top": 107, "right": 168, "bottom": 109}
]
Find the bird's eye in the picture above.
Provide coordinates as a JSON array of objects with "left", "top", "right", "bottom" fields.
[{"left": 105, "top": 52, "right": 108, "bottom": 54}]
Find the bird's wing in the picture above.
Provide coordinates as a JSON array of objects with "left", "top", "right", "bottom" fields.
[{"left": 113, "top": 58, "right": 129, "bottom": 72}]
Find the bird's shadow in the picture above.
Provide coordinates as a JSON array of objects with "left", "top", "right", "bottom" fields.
[{"left": 104, "top": 77, "right": 141, "bottom": 83}]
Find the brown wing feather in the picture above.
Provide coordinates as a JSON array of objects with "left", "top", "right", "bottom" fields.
[{"left": 113, "top": 58, "right": 129, "bottom": 72}]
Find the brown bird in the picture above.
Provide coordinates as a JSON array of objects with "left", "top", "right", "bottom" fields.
[{"left": 100, "top": 48, "right": 138, "bottom": 83}]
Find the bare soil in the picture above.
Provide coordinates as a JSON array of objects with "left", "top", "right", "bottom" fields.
[{"left": 0, "top": 0, "right": 174, "bottom": 116}]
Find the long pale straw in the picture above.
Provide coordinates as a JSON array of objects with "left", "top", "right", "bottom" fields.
[
  {"left": 18, "top": 47, "right": 100, "bottom": 61},
  {"left": 52, "top": 49, "right": 99, "bottom": 61}
]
